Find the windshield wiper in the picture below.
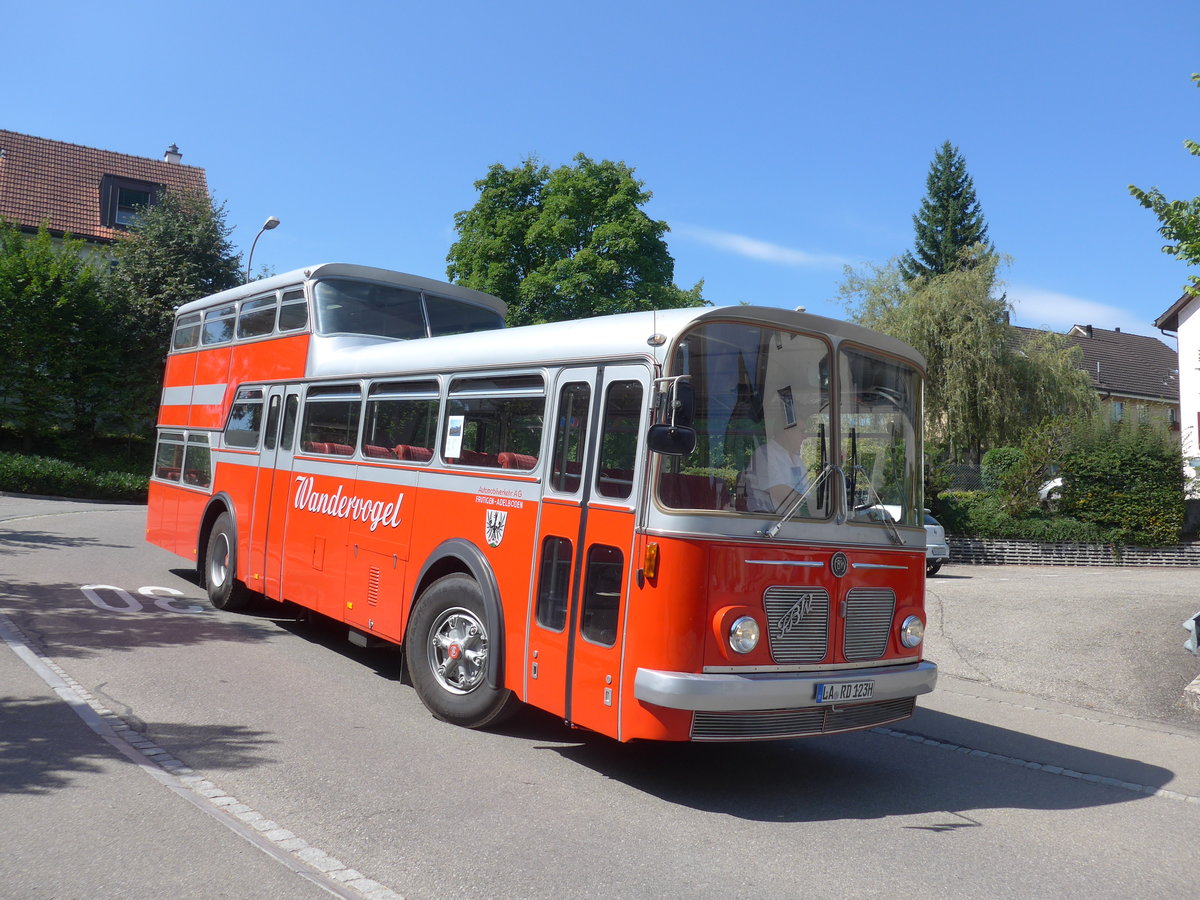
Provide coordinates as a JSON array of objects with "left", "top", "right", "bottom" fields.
[{"left": 759, "top": 464, "right": 833, "bottom": 540}]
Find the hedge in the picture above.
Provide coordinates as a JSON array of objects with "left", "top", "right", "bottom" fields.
[{"left": 0, "top": 452, "right": 148, "bottom": 502}]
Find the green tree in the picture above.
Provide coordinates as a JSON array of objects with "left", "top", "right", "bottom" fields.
[
  {"left": 840, "top": 249, "right": 1095, "bottom": 463},
  {"left": 1129, "top": 73, "right": 1200, "bottom": 297},
  {"left": 0, "top": 223, "right": 112, "bottom": 448},
  {"left": 447, "top": 153, "right": 705, "bottom": 325},
  {"left": 108, "top": 189, "right": 243, "bottom": 430},
  {"left": 899, "top": 141, "right": 994, "bottom": 282}
]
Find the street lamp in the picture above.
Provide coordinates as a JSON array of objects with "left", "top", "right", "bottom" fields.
[{"left": 246, "top": 215, "right": 280, "bottom": 282}]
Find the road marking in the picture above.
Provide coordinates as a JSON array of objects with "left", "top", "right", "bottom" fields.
[
  {"left": 0, "top": 610, "right": 403, "bottom": 900},
  {"left": 873, "top": 725, "right": 1200, "bottom": 804}
]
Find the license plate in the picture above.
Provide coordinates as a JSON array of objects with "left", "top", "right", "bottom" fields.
[{"left": 815, "top": 680, "right": 875, "bottom": 703}]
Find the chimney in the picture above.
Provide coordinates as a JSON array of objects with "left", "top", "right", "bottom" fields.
[
  {"left": 1085, "top": 324, "right": 1093, "bottom": 338},
  {"left": 163, "top": 143, "right": 182, "bottom": 165},
  {"left": 1114, "top": 326, "right": 1121, "bottom": 333}
]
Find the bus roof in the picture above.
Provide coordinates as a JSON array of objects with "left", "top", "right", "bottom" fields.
[
  {"left": 175, "top": 263, "right": 507, "bottom": 318},
  {"left": 307, "top": 304, "right": 926, "bottom": 380}
]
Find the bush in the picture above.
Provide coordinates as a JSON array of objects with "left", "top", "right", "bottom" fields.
[
  {"left": 0, "top": 452, "right": 147, "bottom": 502},
  {"left": 1058, "top": 420, "right": 1184, "bottom": 546},
  {"left": 939, "top": 490, "right": 1110, "bottom": 543}
]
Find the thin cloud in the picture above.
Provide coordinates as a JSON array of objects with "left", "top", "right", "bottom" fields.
[
  {"left": 677, "top": 225, "right": 852, "bottom": 269},
  {"left": 1008, "top": 285, "right": 1161, "bottom": 337}
]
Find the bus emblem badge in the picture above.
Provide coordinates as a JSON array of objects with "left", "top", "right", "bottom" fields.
[{"left": 485, "top": 510, "right": 508, "bottom": 548}]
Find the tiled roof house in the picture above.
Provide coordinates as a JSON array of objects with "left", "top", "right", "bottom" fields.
[
  {"left": 0, "top": 129, "right": 208, "bottom": 244},
  {"left": 1013, "top": 324, "right": 1180, "bottom": 429}
]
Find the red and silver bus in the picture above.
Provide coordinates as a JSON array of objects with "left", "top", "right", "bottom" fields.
[{"left": 147, "top": 263, "right": 937, "bottom": 742}]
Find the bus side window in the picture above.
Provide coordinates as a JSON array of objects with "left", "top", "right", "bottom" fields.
[
  {"left": 154, "top": 431, "right": 185, "bottom": 481},
  {"left": 202, "top": 304, "right": 236, "bottom": 345},
  {"left": 183, "top": 434, "right": 212, "bottom": 487},
  {"left": 278, "top": 289, "right": 308, "bottom": 333},
  {"left": 280, "top": 395, "right": 300, "bottom": 452},
  {"left": 535, "top": 536, "right": 572, "bottom": 632},
  {"left": 238, "top": 295, "right": 278, "bottom": 339},
  {"left": 550, "top": 382, "right": 590, "bottom": 493},
  {"left": 172, "top": 313, "right": 201, "bottom": 351},
  {"left": 596, "top": 381, "right": 643, "bottom": 499},
  {"left": 224, "top": 388, "right": 265, "bottom": 449},
  {"left": 444, "top": 375, "right": 544, "bottom": 469},
  {"left": 300, "top": 385, "right": 362, "bottom": 456},
  {"left": 263, "top": 394, "right": 283, "bottom": 450},
  {"left": 581, "top": 545, "right": 623, "bottom": 646},
  {"left": 363, "top": 381, "right": 440, "bottom": 461}
]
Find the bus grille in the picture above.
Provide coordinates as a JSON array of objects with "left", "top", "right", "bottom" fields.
[
  {"left": 691, "top": 697, "right": 916, "bottom": 741},
  {"left": 763, "top": 587, "right": 829, "bottom": 663},
  {"left": 843, "top": 589, "right": 895, "bottom": 661}
]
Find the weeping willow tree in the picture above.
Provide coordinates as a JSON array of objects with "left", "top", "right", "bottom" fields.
[{"left": 839, "top": 246, "right": 1095, "bottom": 463}]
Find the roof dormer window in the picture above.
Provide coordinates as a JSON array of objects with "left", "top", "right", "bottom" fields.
[{"left": 100, "top": 174, "right": 162, "bottom": 229}]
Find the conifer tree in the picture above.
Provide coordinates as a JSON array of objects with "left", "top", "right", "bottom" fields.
[{"left": 899, "top": 141, "right": 993, "bottom": 282}]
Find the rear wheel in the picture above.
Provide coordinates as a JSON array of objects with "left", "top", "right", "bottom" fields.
[
  {"left": 406, "top": 574, "right": 520, "bottom": 728},
  {"left": 205, "top": 512, "right": 251, "bottom": 611},
  {"left": 926, "top": 560, "right": 942, "bottom": 577}
]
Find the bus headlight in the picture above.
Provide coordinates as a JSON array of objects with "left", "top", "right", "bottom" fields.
[
  {"left": 729, "top": 616, "right": 761, "bottom": 654},
  {"left": 899, "top": 615, "right": 925, "bottom": 648}
]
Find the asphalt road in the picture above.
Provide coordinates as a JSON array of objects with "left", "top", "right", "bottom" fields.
[
  {"left": 2, "top": 495, "right": 1199, "bottom": 899},
  {"left": 924, "top": 561, "right": 1200, "bottom": 727}
]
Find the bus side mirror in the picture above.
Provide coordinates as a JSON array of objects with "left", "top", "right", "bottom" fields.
[
  {"left": 673, "top": 381, "right": 695, "bottom": 427},
  {"left": 648, "top": 424, "right": 697, "bottom": 456}
]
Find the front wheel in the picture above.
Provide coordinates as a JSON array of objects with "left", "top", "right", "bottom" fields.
[
  {"left": 406, "top": 574, "right": 519, "bottom": 728},
  {"left": 205, "top": 512, "right": 251, "bottom": 611}
]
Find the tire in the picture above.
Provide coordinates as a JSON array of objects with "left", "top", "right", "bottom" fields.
[
  {"left": 926, "top": 560, "right": 942, "bottom": 577},
  {"left": 405, "top": 574, "right": 520, "bottom": 728},
  {"left": 205, "top": 512, "right": 251, "bottom": 611}
]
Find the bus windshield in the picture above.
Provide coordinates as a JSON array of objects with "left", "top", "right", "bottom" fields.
[
  {"left": 314, "top": 278, "right": 505, "bottom": 340},
  {"left": 657, "top": 320, "right": 922, "bottom": 526},
  {"left": 840, "top": 346, "right": 922, "bottom": 527}
]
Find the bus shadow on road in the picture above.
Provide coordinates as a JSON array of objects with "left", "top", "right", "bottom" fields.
[{"left": 542, "top": 709, "right": 1175, "bottom": 823}]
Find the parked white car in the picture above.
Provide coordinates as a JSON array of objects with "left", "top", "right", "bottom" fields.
[
  {"left": 923, "top": 512, "right": 950, "bottom": 576},
  {"left": 879, "top": 507, "right": 951, "bottom": 576}
]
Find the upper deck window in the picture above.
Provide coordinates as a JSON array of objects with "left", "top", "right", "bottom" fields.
[
  {"left": 237, "top": 295, "right": 277, "bottom": 339},
  {"left": 425, "top": 293, "right": 505, "bottom": 336},
  {"left": 314, "top": 279, "right": 426, "bottom": 339},
  {"left": 278, "top": 289, "right": 308, "bottom": 332},
  {"left": 172, "top": 312, "right": 202, "bottom": 350},
  {"left": 202, "top": 304, "right": 236, "bottom": 345},
  {"left": 313, "top": 278, "right": 503, "bottom": 341}
]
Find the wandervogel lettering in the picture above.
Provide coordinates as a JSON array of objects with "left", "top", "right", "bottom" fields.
[{"left": 293, "top": 475, "right": 404, "bottom": 531}]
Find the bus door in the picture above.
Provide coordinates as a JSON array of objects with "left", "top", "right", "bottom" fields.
[
  {"left": 253, "top": 385, "right": 302, "bottom": 601},
  {"left": 527, "top": 365, "right": 649, "bottom": 736}
]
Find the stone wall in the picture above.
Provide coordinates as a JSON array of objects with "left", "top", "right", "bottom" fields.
[{"left": 949, "top": 536, "right": 1200, "bottom": 567}]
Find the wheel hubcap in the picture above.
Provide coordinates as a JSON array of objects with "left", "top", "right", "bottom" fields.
[
  {"left": 428, "top": 608, "right": 487, "bottom": 694},
  {"left": 210, "top": 534, "right": 229, "bottom": 588}
]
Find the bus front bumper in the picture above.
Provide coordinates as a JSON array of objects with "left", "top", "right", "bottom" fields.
[{"left": 634, "top": 660, "right": 938, "bottom": 712}]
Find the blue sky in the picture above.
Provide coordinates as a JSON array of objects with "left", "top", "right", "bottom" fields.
[{"left": 7, "top": 1, "right": 1200, "bottom": 338}]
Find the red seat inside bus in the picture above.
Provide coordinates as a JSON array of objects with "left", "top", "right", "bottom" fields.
[
  {"left": 363, "top": 444, "right": 398, "bottom": 459},
  {"left": 395, "top": 444, "right": 433, "bottom": 462},
  {"left": 498, "top": 452, "right": 537, "bottom": 470},
  {"left": 658, "top": 472, "right": 730, "bottom": 511},
  {"left": 449, "top": 449, "right": 496, "bottom": 467}
]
